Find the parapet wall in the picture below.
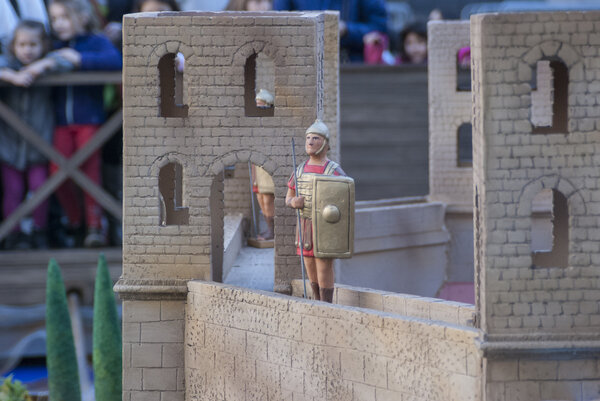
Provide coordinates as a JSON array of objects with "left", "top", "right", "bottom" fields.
[
  {"left": 291, "top": 280, "right": 476, "bottom": 326},
  {"left": 186, "top": 281, "right": 481, "bottom": 401}
]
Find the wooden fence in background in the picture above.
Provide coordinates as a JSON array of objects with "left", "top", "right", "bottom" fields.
[{"left": 0, "top": 72, "right": 122, "bottom": 242}]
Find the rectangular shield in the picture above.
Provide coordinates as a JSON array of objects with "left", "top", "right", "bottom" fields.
[{"left": 311, "top": 175, "right": 355, "bottom": 258}]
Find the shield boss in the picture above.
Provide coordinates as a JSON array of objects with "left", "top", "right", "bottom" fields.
[{"left": 311, "top": 175, "right": 355, "bottom": 258}]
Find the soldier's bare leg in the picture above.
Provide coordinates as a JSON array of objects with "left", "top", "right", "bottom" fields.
[
  {"left": 316, "top": 258, "right": 334, "bottom": 303},
  {"left": 303, "top": 256, "right": 320, "bottom": 300},
  {"left": 315, "top": 258, "right": 334, "bottom": 287},
  {"left": 256, "top": 192, "right": 265, "bottom": 212},
  {"left": 262, "top": 193, "right": 274, "bottom": 239},
  {"left": 256, "top": 193, "right": 275, "bottom": 240},
  {"left": 262, "top": 193, "right": 274, "bottom": 217},
  {"left": 304, "top": 256, "right": 318, "bottom": 282}
]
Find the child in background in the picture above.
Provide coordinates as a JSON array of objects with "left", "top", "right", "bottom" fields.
[
  {"left": 0, "top": 20, "right": 73, "bottom": 249},
  {"left": 363, "top": 31, "right": 395, "bottom": 65},
  {"left": 397, "top": 20, "right": 427, "bottom": 65},
  {"left": 363, "top": 20, "right": 428, "bottom": 66},
  {"left": 44, "top": 0, "right": 121, "bottom": 248}
]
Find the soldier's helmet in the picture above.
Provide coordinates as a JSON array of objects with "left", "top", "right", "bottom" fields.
[
  {"left": 255, "top": 89, "right": 274, "bottom": 106},
  {"left": 305, "top": 119, "right": 330, "bottom": 141}
]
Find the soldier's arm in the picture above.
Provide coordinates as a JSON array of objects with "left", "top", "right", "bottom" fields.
[{"left": 286, "top": 187, "right": 304, "bottom": 209}]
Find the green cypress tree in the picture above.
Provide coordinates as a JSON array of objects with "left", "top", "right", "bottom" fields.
[
  {"left": 46, "top": 258, "right": 81, "bottom": 401},
  {"left": 93, "top": 254, "right": 122, "bottom": 401}
]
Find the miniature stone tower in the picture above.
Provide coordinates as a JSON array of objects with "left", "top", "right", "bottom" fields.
[
  {"left": 428, "top": 20, "right": 472, "bottom": 209},
  {"left": 472, "top": 12, "right": 600, "bottom": 400},
  {"left": 427, "top": 20, "right": 476, "bottom": 283},
  {"left": 116, "top": 11, "right": 339, "bottom": 400}
]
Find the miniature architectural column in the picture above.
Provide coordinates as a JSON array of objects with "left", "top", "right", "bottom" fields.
[
  {"left": 427, "top": 21, "right": 475, "bottom": 283},
  {"left": 428, "top": 20, "right": 472, "bottom": 209},
  {"left": 471, "top": 11, "right": 600, "bottom": 400},
  {"left": 116, "top": 11, "right": 339, "bottom": 401}
]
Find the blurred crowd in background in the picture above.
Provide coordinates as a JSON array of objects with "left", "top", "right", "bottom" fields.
[{"left": 0, "top": 0, "right": 501, "bottom": 251}]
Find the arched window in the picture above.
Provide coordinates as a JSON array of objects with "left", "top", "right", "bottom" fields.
[
  {"left": 159, "top": 162, "right": 189, "bottom": 226},
  {"left": 531, "top": 59, "right": 568, "bottom": 134},
  {"left": 531, "top": 189, "right": 568, "bottom": 268},
  {"left": 158, "top": 53, "right": 188, "bottom": 118},
  {"left": 457, "top": 123, "right": 473, "bottom": 167},
  {"left": 244, "top": 52, "right": 275, "bottom": 117},
  {"left": 456, "top": 46, "right": 471, "bottom": 91}
]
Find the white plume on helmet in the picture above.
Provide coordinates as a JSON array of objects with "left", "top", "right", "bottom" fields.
[{"left": 255, "top": 88, "right": 274, "bottom": 106}]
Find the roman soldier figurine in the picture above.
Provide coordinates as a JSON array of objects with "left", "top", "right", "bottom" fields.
[
  {"left": 286, "top": 119, "right": 354, "bottom": 303},
  {"left": 252, "top": 89, "right": 276, "bottom": 240}
]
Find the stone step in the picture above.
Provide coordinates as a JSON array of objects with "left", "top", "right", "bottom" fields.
[{"left": 223, "top": 214, "right": 244, "bottom": 281}]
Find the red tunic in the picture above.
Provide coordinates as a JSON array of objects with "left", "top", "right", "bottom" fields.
[{"left": 287, "top": 161, "right": 342, "bottom": 190}]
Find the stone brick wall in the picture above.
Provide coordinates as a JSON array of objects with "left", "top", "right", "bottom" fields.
[
  {"left": 427, "top": 21, "right": 472, "bottom": 209},
  {"left": 186, "top": 281, "right": 481, "bottom": 401},
  {"left": 121, "top": 11, "right": 339, "bottom": 289},
  {"left": 471, "top": 11, "right": 600, "bottom": 340},
  {"left": 486, "top": 356, "right": 600, "bottom": 400},
  {"left": 122, "top": 299, "right": 186, "bottom": 401},
  {"left": 223, "top": 162, "right": 252, "bottom": 221}
]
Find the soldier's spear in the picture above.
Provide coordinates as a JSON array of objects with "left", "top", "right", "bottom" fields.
[
  {"left": 247, "top": 162, "right": 259, "bottom": 238},
  {"left": 291, "top": 138, "right": 308, "bottom": 299}
]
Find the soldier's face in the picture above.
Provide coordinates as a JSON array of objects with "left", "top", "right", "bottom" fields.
[{"left": 305, "top": 133, "right": 326, "bottom": 155}]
